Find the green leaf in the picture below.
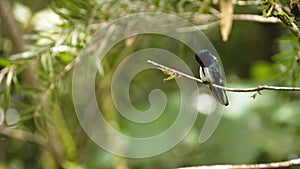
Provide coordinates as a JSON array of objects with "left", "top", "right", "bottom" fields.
[
  {"left": 58, "top": 53, "right": 72, "bottom": 63},
  {"left": 22, "top": 85, "right": 44, "bottom": 93},
  {"left": 9, "top": 51, "right": 37, "bottom": 60},
  {"left": 272, "top": 49, "right": 296, "bottom": 61},
  {"left": 51, "top": 103, "right": 77, "bottom": 160},
  {"left": 47, "top": 54, "right": 54, "bottom": 74},
  {"left": 40, "top": 55, "right": 49, "bottom": 73},
  {"left": 0, "top": 58, "right": 11, "bottom": 66},
  {"left": 13, "top": 75, "right": 20, "bottom": 94},
  {"left": 62, "top": 161, "right": 84, "bottom": 169},
  {"left": 276, "top": 36, "right": 299, "bottom": 43},
  {"left": 4, "top": 86, "right": 10, "bottom": 107},
  {"left": 19, "top": 114, "right": 34, "bottom": 123},
  {"left": 33, "top": 111, "right": 46, "bottom": 135}
]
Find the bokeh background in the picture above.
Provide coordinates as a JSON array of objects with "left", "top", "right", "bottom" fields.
[{"left": 0, "top": 0, "right": 300, "bottom": 169}]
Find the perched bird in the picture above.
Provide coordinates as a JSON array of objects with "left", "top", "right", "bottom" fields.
[{"left": 195, "top": 49, "right": 229, "bottom": 106}]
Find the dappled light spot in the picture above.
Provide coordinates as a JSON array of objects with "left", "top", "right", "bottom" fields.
[
  {"left": 5, "top": 108, "right": 20, "bottom": 126},
  {"left": 193, "top": 93, "right": 216, "bottom": 115}
]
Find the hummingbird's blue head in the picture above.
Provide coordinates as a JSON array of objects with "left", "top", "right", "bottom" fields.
[{"left": 195, "top": 49, "right": 217, "bottom": 67}]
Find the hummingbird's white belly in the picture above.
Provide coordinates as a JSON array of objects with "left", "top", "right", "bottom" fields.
[{"left": 199, "top": 67, "right": 212, "bottom": 83}]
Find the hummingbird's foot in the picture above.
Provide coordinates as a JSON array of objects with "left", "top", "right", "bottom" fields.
[{"left": 201, "top": 77, "right": 210, "bottom": 85}]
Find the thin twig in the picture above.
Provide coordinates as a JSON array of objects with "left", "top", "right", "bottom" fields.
[
  {"left": 0, "top": 126, "right": 47, "bottom": 146},
  {"left": 197, "top": 0, "right": 210, "bottom": 16},
  {"left": 273, "top": 4, "right": 300, "bottom": 39},
  {"left": 177, "top": 158, "right": 300, "bottom": 169},
  {"left": 177, "top": 21, "right": 221, "bottom": 32},
  {"left": 148, "top": 60, "right": 204, "bottom": 83},
  {"left": 179, "top": 14, "right": 280, "bottom": 32},
  {"left": 232, "top": 0, "right": 263, "bottom": 6},
  {"left": 147, "top": 60, "right": 300, "bottom": 92},
  {"left": 232, "top": 14, "right": 280, "bottom": 23}
]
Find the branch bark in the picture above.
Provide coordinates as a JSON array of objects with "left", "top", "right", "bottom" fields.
[
  {"left": 0, "top": 0, "right": 27, "bottom": 53},
  {"left": 273, "top": 3, "right": 300, "bottom": 40},
  {"left": 179, "top": 14, "right": 280, "bottom": 32},
  {"left": 147, "top": 60, "right": 300, "bottom": 92},
  {"left": 0, "top": 126, "right": 47, "bottom": 146},
  {"left": 178, "top": 158, "right": 300, "bottom": 169}
]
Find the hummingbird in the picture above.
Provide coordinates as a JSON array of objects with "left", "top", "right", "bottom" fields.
[{"left": 195, "top": 49, "right": 229, "bottom": 106}]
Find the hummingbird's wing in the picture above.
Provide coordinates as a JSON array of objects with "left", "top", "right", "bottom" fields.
[
  {"left": 195, "top": 49, "right": 229, "bottom": 106},
  {"left": 209, "top": 62, "right": 229, "bottom": 106}
]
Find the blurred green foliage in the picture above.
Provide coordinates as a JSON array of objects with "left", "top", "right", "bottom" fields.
[{"left": 0, "top": 0, "right": 300, "bottom": 169}]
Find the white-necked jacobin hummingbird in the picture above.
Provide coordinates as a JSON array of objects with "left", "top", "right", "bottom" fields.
[{"left": 195, "top": 49, "right": 229, "bottom": 106}]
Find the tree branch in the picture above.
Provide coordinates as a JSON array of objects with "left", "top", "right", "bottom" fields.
[
  {"left": 183, "top": 13, "right": 280, "bottom": 24},
  {"left": 0, "top": 126, "right": 47, "bottom": 146},
  {"left": 178, "top": 158, "right": 300, "bottom": 169},
  {"left": 179, "top": 14, "right": 280, "bottom": 32},
  {"left": 232, "top": 0, "right": 263, "bottom": 6},
  {"left": 0, "top": 0, "right": 27, "bottom": 53},
  {"left": 273, "top": 3, "right": 300, "bottom": 40},
  {"left": 232, "top": 14, "right": 280, "bottom": 23},
  {"left": 147, "top": 60, "right": 300, "bottom": 92}
]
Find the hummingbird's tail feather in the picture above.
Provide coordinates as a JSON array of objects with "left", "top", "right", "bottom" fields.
[{"left": 210, "top": 85, "right": 229, "bottom": 106}]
